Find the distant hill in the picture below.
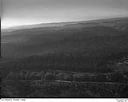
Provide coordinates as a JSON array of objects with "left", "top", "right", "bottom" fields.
[
  {"left": 1, "top": 17, "right": 128, "bottom": 73},
  {"left": 2, "top": 17, "right": 128, "bottom": 33}
]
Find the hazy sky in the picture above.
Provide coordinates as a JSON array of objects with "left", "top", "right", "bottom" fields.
[{"left": 1, "top": 0, "right": 128, "bottom": 29}]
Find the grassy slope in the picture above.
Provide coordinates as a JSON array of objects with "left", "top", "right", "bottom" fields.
[{"left": 1, "top": 17, "right": 128, "bottom": 76}]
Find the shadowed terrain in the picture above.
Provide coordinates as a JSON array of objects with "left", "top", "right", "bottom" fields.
[{"left": 1, "top": 17, "right": 128, "bottom": 97}]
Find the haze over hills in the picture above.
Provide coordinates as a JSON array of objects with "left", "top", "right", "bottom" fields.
[
  {"left": 2, "top": 17, "right": 128, "bottom": 33},
  {"left": 1, "top": 17, "right": 128, "bottom": 73},
  {"left": 1, "top": 17, "right": 128, "bottom": 58}
]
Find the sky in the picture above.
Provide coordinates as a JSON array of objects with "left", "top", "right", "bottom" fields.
[{"left": 1, "top": 0, "right": 128, "bottom": 29}]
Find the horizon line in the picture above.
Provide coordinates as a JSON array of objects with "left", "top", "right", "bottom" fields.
[{"left": 1, "top": 16, "right": 128, "bottom": 30}]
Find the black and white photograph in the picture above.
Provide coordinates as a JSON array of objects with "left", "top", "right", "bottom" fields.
[{"left": 1, "top": 0, "right": 128, "bottom": 98}]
